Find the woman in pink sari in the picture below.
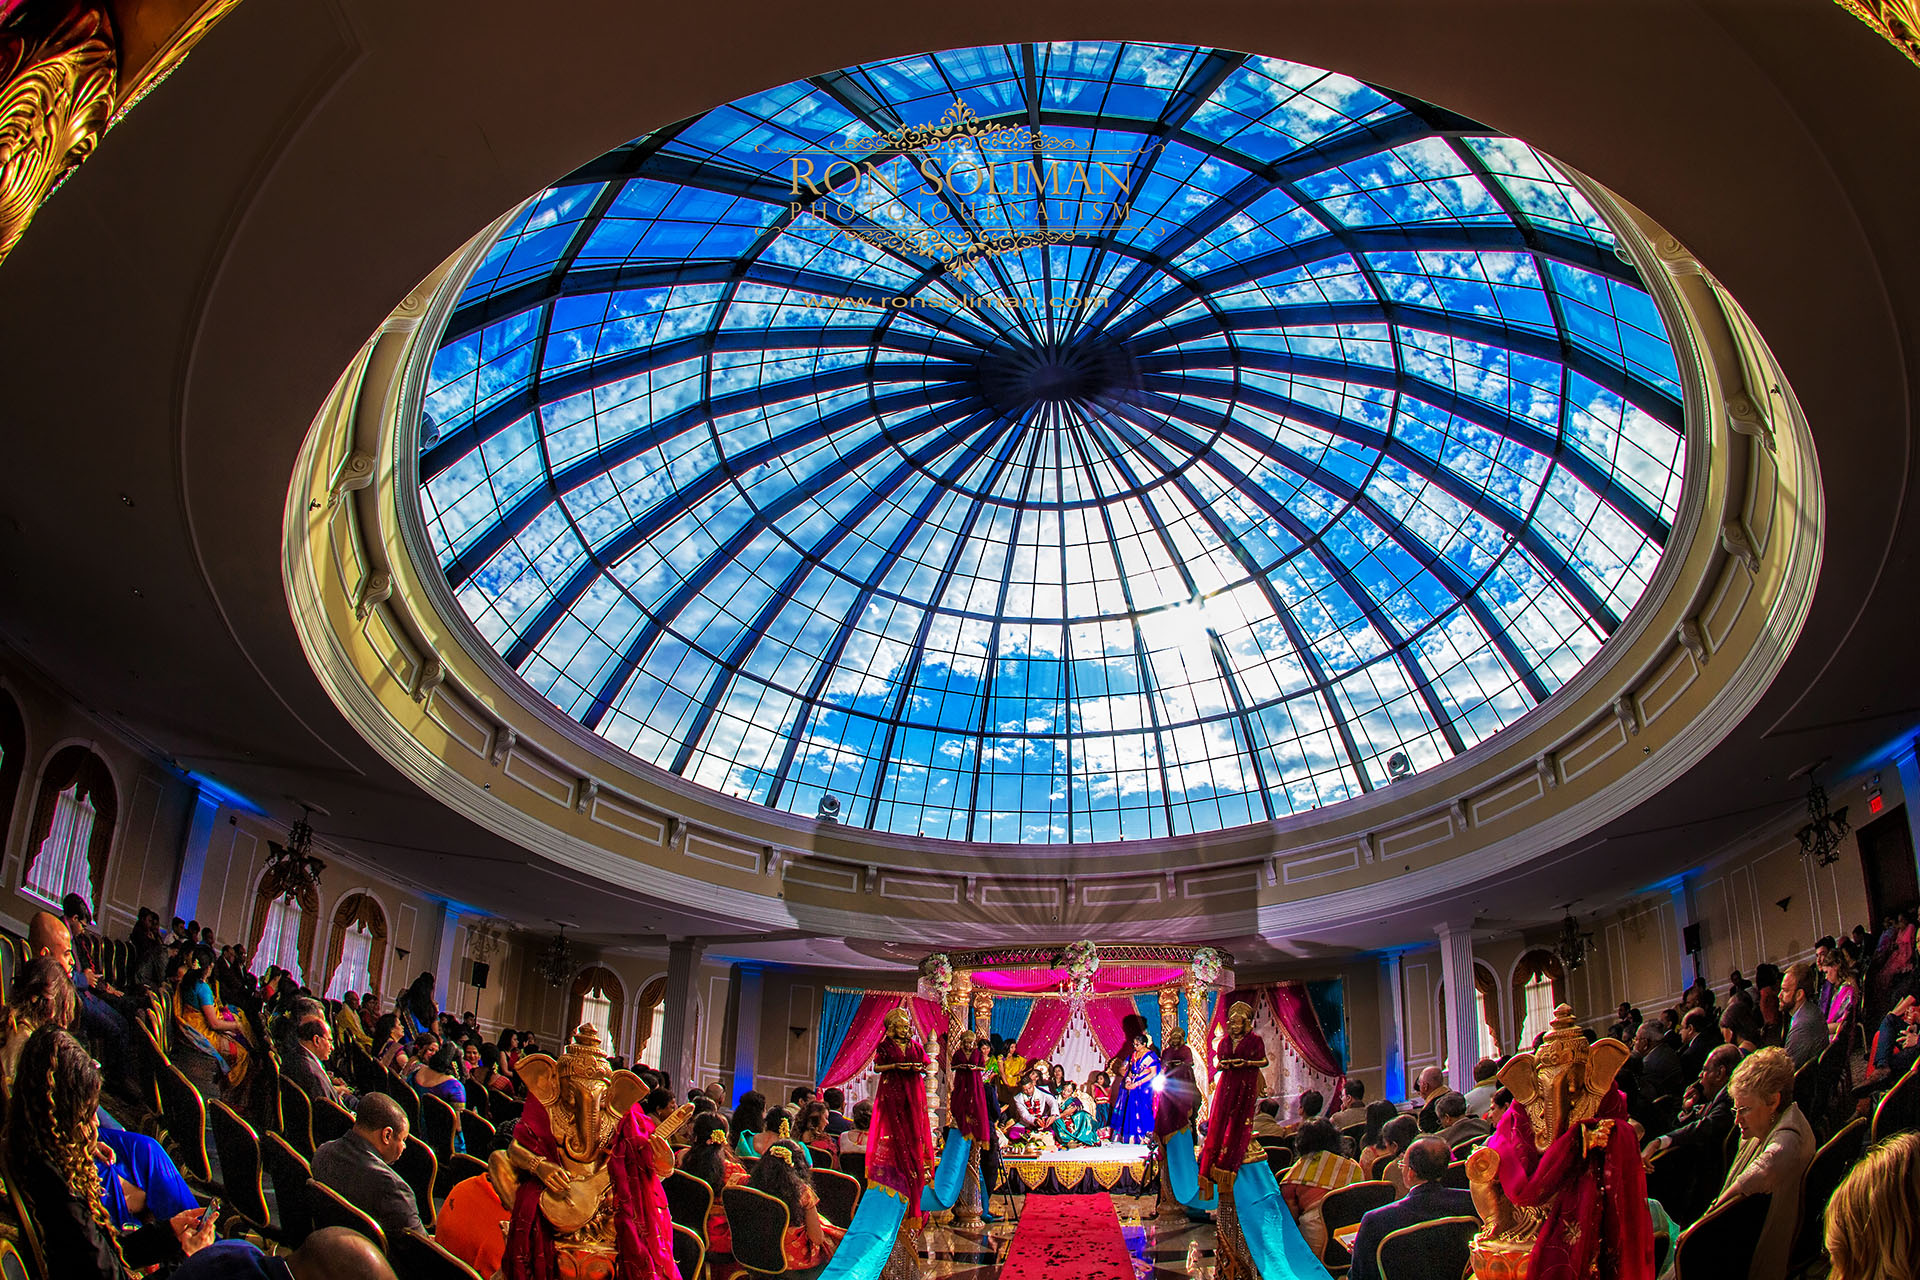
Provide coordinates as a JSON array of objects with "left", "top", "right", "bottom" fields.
[{"left": 870, "top": 1006, "right": 934, "bottom": 1221}]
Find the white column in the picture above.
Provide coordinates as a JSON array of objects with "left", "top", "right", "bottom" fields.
[
  {"left": 1669, "top": 878, "right": 1699, "bottom": 991},
  {"left": 1435, "top": 922, "right": 1479, "bottom": 1093},
  {"left": 172, "top": 788, "right": 222, "bottom": 922},
  {"left": 730, "top": 962, "right": 765, "bottom": 1106},
  {"left": 659, "top": 939, "right": 705, "bottom": 1094},
  {"left": 1379, "top": 952, "right": 1408, "bottom": 1103}
]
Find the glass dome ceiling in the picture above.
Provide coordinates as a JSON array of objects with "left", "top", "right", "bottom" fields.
[{"left": 417, "top": 42, "right": 1686, "bottom": 845}]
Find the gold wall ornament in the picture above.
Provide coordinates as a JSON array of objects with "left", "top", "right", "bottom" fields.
[
  {"left": 1835, "top": 0, "right": 1920, "bottom": 67},
  {"left": 0, "top": 0, "right": 117, "bottom": 265}
]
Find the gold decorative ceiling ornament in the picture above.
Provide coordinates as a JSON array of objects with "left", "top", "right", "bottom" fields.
[
  {"left": 0, "top": 1, "right": 117, "bottom": 265},
  {"left": 0, "top": 0, "right": 246, "bottom": 267},
  {"left": 1835, "top": 0, "right": 1920, "bottom": 66}
]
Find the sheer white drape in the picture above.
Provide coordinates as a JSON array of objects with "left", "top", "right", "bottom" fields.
[
  {"left": 326, "top": 924, "right": 373, "bottom": 999},
  {"left": 26, "top": 784, "right": 95, "bottom": 909},
  {"left": 250, "top": 897, "right": 305, "bottom": 982},
  {"left": 581, "top": 984, "right": 615, "bottom": 1053}
]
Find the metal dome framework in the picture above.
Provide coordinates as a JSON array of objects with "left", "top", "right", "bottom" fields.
[{"left": 415, "top": 42, "right": 1686, "bottom": 846}]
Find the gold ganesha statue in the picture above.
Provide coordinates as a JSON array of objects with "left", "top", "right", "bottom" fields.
[{"left": 1465, "top": 1004, "right": 1630, "bottom": 1280}]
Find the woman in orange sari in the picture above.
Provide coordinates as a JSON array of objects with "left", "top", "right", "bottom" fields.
[
  {"left": 169, "top": 951, "right": 249, "bottom": 1087},
  {"left": 680, "top": 1114, "right": 748, "bottom": 1267},
  {"left": 749, "top": 1140, "right": 843, "bottom": 1272}
]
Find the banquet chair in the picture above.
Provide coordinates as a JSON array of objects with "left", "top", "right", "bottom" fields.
[
  {"left": 812, "top": 1168, "right": 862, "bottom": 1228},
  {"left": 1374, "top": 1214, "right": 1477, "bottom": 1280},
  {"left": 1673, "top": 1192, "right": 1770, "bottom": 1280},
  {"left": 1443, "top": 1160, "right": 1471, "bottom": 1190},
  {"left": 155, "top": 1058, "right": 215, "bottom": 1185},
  {"left": 0, "top": 1237, "right": 29, "bottom": 1280},
  {"left": 665, "top": 1170, "right": 713, "bottom": 1239},
  {"left": 1263, "top": 1145, "right": 1294, "bottom": 1177},
  {"left": 807, "top": 1143, "right": 839, "bottom": 1171},
  {"left": 1790, "top": 1117, "right": 1867, "bottom": 1271},
  {"left": 395, "top": 1134, "right": 440, "bottom": 1229},
  {"left": 442, "top": 1151, "right": 490, "bottom": 1191},
  {"left": 308, "top": 1179, "right": 389, "bottom": 1254},
  {"left": 1871, "top": 1059, "right": 1920, "bottom": 1142},
  {"left": 280, "top": 1078, "right": 316, "bottom": 1158},
  {"left": 672, "top": 1223, "right": 707, "bottom": 1280},
  {"left": 461, "top": 1110, "right": 497, "bottom": 1152},
  {"left": 419, "top": 1091, "right": 462, "bottom": 1166},
  {"left": 261, "top": 1130, "right": 315, "bottom": 1244},
  {"left": 0, "top": 1145, "right": 50, "bottom": 1280},
  {"left": 722, "top": 1185, "right": 792, "bottom": 1275},
  {"left": 390, "top": 1229, "right": 484, "bottom": 1280},
  {"left": 1319, "top": 1181, "right": 1397, "bottom": 1269},
  {"left": 313, "top": 1094, "right": 355, "bottom": 1146},
  {"left": 208, "top": 1099, "right": 281, "bottom": 1239},
  {"left": 839, "top": 1150, "right": 865, "bottom": 1182}
]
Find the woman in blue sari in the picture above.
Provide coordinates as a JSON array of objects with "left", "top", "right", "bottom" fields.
[{"left": 1110, "top": 1031, "right": 1161, "bottom": 1144}]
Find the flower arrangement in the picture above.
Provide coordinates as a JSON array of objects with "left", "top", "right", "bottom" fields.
[
  {"left": 1060, "top": 939, "right": 1100, "bottom": 979},
  {"left": 919, "top": 952, "right": 954, "bottom": 1002},
  {"left": 1189, "top": 946, "right": 1223, "bottom": 986}
]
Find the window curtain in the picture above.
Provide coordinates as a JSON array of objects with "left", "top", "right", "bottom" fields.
[
  {"left": 568, "top": 966, "right": 624, "bottom": 1051},
  {"left": 816, "top": 989, "right": 865, "bottom": 1084},
  {"left": 818, "top": 993, "right": 903, "bottom": 1088},
  {"left": 1014, "top": 997, "right": 1073, "bottom": 1061},
  {"left": 22, "top": 746, "right": 116, "bottom": 907},
  {"left": 1512, "top": 951, "right": 1567, "bottom": 1046},
  {"left": 248, "top": 867, "right": 319, "bottom": 978},
  {"left": 990, "top": 995, "right": 1033, "bottom": 1047},
  {"left": 322, "top": 893, "right": 387, "bottom": 1000},
  {"left": 634, "top": 976, "right": 668, "bottom": 1066}
]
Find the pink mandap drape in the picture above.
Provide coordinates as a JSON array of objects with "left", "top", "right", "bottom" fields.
[
  {"left": 1084, "top": 996, "right": 1140, "bottom": 1058},
  {"left": 1014, "top": 998, "right": 1073, "bottom": 1061},
  {"left": 969, "top": 966, "right": 1187, "bottom": 994},
  {"left": 818, "top": 993, "right": 949, "bottom": 1089}
]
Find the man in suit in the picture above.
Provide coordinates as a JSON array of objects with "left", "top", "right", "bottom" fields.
[
  {"left": 1433, "top": 1092, "right": 1490, "bottom": 1149},
  {"left": 1781, "top": 960, "right": 1829, "bottom": 1069},
  {"left": 283, "top": 1009, "right": 355, "bottom": 1107},
  {"left": 1328, "top": 1078, "right": 1369, "bottom": 1130},
  {"left": 1348, "top": 1136, "right": 1476, "bottom": 1280},
  {"left": 1677, "top": 1007, "right": 1721, "bottom": 1081},
  {"left": 1411, "top": 1066, "right": 1447, "bottom": 1132},
  {"left": 1640, "top": 1044, "right": 1740, "bottom": 1224},
  {"left": 823, "top": 1086, "right": 852, "bottom": 1136},
  {"left": 311, "top": 1093, "right": 422, "bottom": 1243},
  {"left": 1633, "top": 1024, "right": 1690, "bottom": 1101}
]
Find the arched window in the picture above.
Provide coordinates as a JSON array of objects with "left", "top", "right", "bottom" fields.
[
  {"left": 1438, "top": 966, "right": 1503, "bottom": 1063},
  {"left": 1512, "top": 951, "right": 1568, "bottom": 1047},
  {"left": 21, "top": 746, "right": 115, "bottom": 912},
  {"left": 569, "top": 966, "right": 625, "bottom": 1058},
  {"left": 634, "top": 975, "right": 668, "bottom": 1068},
  {"left": 248, "top": 865, "right": 319, "bottom": 983},
  {"left": 323, "top": 892, "right": 389, "bottom": 999}
]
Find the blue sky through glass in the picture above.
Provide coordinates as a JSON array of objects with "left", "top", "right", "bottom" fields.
[{"left": 417, "top": 42, "right": 1685, "bottom": 845}]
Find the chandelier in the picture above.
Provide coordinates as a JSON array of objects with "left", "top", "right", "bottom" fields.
[
  {"left": 265, "top": 805, "right": 325, "bottom": 902},
  {"left": 1556, "top": 909, "right": 1594, "bottom": 972},
  {"left": 1796, "top": 775, "right": 1851, "bottom": 867},
  {"left": 540, "top": 925, "right": 574, "bottom": 988}
]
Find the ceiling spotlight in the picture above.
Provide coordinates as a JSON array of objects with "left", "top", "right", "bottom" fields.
[
  {"left": 817, "top": 795, "right": 841, "bottom": 823},
  {"left": 1387, "top": 751, "right": 1413, "bottom": 781}
]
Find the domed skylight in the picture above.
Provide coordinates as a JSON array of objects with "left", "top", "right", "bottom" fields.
[{"left": 417, "top": 42, "right": 1685, "bottom": 844}]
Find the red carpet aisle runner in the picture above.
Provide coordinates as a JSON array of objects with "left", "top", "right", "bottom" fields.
[{"left": 998, "top": 1192, "right": 1134, "bottom": 1280}]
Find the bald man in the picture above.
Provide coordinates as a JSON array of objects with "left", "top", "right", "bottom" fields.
[
  {"left": 172, "top": 1226, "right": 399, "bottom": 1279},
  {"left": 30, "top": 909, "right": 131, "bottom": 1077}
]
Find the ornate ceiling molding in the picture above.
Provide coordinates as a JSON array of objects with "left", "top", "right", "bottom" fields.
[{"left": 1835, "top": 0, "right": 1920, "bottom": 66}]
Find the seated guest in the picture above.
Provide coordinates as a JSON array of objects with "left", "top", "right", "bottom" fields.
[
  {"left": 1678, "top": 1007, "right": 1723, "bottom": 1081},
  {"left": 1286, "top": 1088, "right": 1326, "bottom": 1136},
  {"left": 413, "top": 1045, "right": 467, "bottom": 1111},
  {"left": 1820, "top": 951, "right": 1860, "bottom": 1041},
  {"left": 1633, "top": 1023, "right": 1690, "bottom": 1102},
  {"left": 31, "top": 911, "right": 132, "bottom": 1081},
  {"left": 282, "top": 1009, "right": 353, "bottom": 1107},
  {"left": 790, "top": 1084, "right": 817, "bottom": 1109},
  {"left": 1279, "top": 1118, "right": 1365, "bottom": 1258},
  {"left": 1708, "top": 1047, "right": 1813, "bottom": 1280},
  {"left": 731, "top": 1090, "right": 768, "bottom": 1158},
  {"left": 794, "top": 1099, "right": 832, "bottom": 1156},
  {"left": 311, "top": 1092, "right": 424, "bottom": 1244},
  {"left": 748, "top": 1140, "right": 843, "bottom": 1272},
  {"left": 433, "top": 1175, "right": 512, "bottom": 1278},
  {"left": 171, "top": 948, "right": 250, "bottom": 1083},
  {"left": 1641, "top": 1044, "right": 1740, "bottom": 1223},
  {"left": 1434, "top": 1091, "right": 1489, "bottom": 1148},
  {"left": 1858, "top": 994, "right": 1920, "bottom": 1095},
  {"left": 172, "top": 1226, "right": 399, "bottom": 1280},
  {"left": 823, "top": 1086, "right": 851, "bottom": 1136},
  {"left": 1348, "top": 1136, "right": 1476, "bottom": 1280},
  {"left": 1250, "top": 1097, "right": 1287, "bottom": 1140},
  {"left": 335, "top": 992, "right": 372, "bottom": 1053},
  {"left": 754, "top": 1106, "right": 810, "bottom": 1165},
  {"left": 1609, "top": 1002, "right": 1641, "bottom": 1043},
  {"left": 1781, "top": 960, "right": 1829, "bottom": 1069},
  {"left": 681, "top": 1114, "right": 748, "bottom": 1265},
  {"left": 1411, "top": 1066, "right": 1447, "bottom": 1131},
  {"left": 1722, "top": 982, "right": 1766, "bottom": 1052},
  {"left": 1328, "top": 1078, "right": 1369, "bottom": 1130},
  {"left": 1462, "top": 1061, "right": 1499, "bottom": 1118},
  {"left": 1823, "top": 1130, "right": 1920, "bottom": 1280},
  {"left": 1484, "top": 1086, "right": 1512, "bottom": 1130},
  {"left": 1376, "top": 1115, "right": 1420, "bottom": 1195},
  {"left": 1052, "top": 1096, "right": 1099, "bottom": 1148},
  {"left": 839, "top": 1099, "right": 873, "bottom": 1155},
  {"left": 1008, "top": 1073, "right": 1060, "bottom": 1138},
  {"left": 6, "top": 1027, "right": 216, "bottom": 1279},
  {"left": 1355, "top": 1101, "right": 1402, "bottom": 1174}
]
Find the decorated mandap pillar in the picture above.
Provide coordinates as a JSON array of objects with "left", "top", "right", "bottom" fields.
[
  {"left": 1184, "top": 980, "right": 1213, "bottom": 1103},
  {"left": 972, "top": 986, "right": 993, "bottom": 1037},
  {"left": 1157, "top": 985, "right": 1180, "bottom": 1044}
]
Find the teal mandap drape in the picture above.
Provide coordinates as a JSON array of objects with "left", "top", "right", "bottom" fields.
[
  {"left": 990, "top": 995, "right": 1033, "bottom": 1047},
  {"left": 815, "top": 988, "right": 865, "bottom": 1084}
]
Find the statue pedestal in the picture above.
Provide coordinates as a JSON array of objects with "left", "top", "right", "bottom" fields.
[
  {"left": 950, "top": 1148, "right": 984, "bottom": 1228},
  {"left": 1469, "top": 1238, "right": 1532, "bottom": 1280}
]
